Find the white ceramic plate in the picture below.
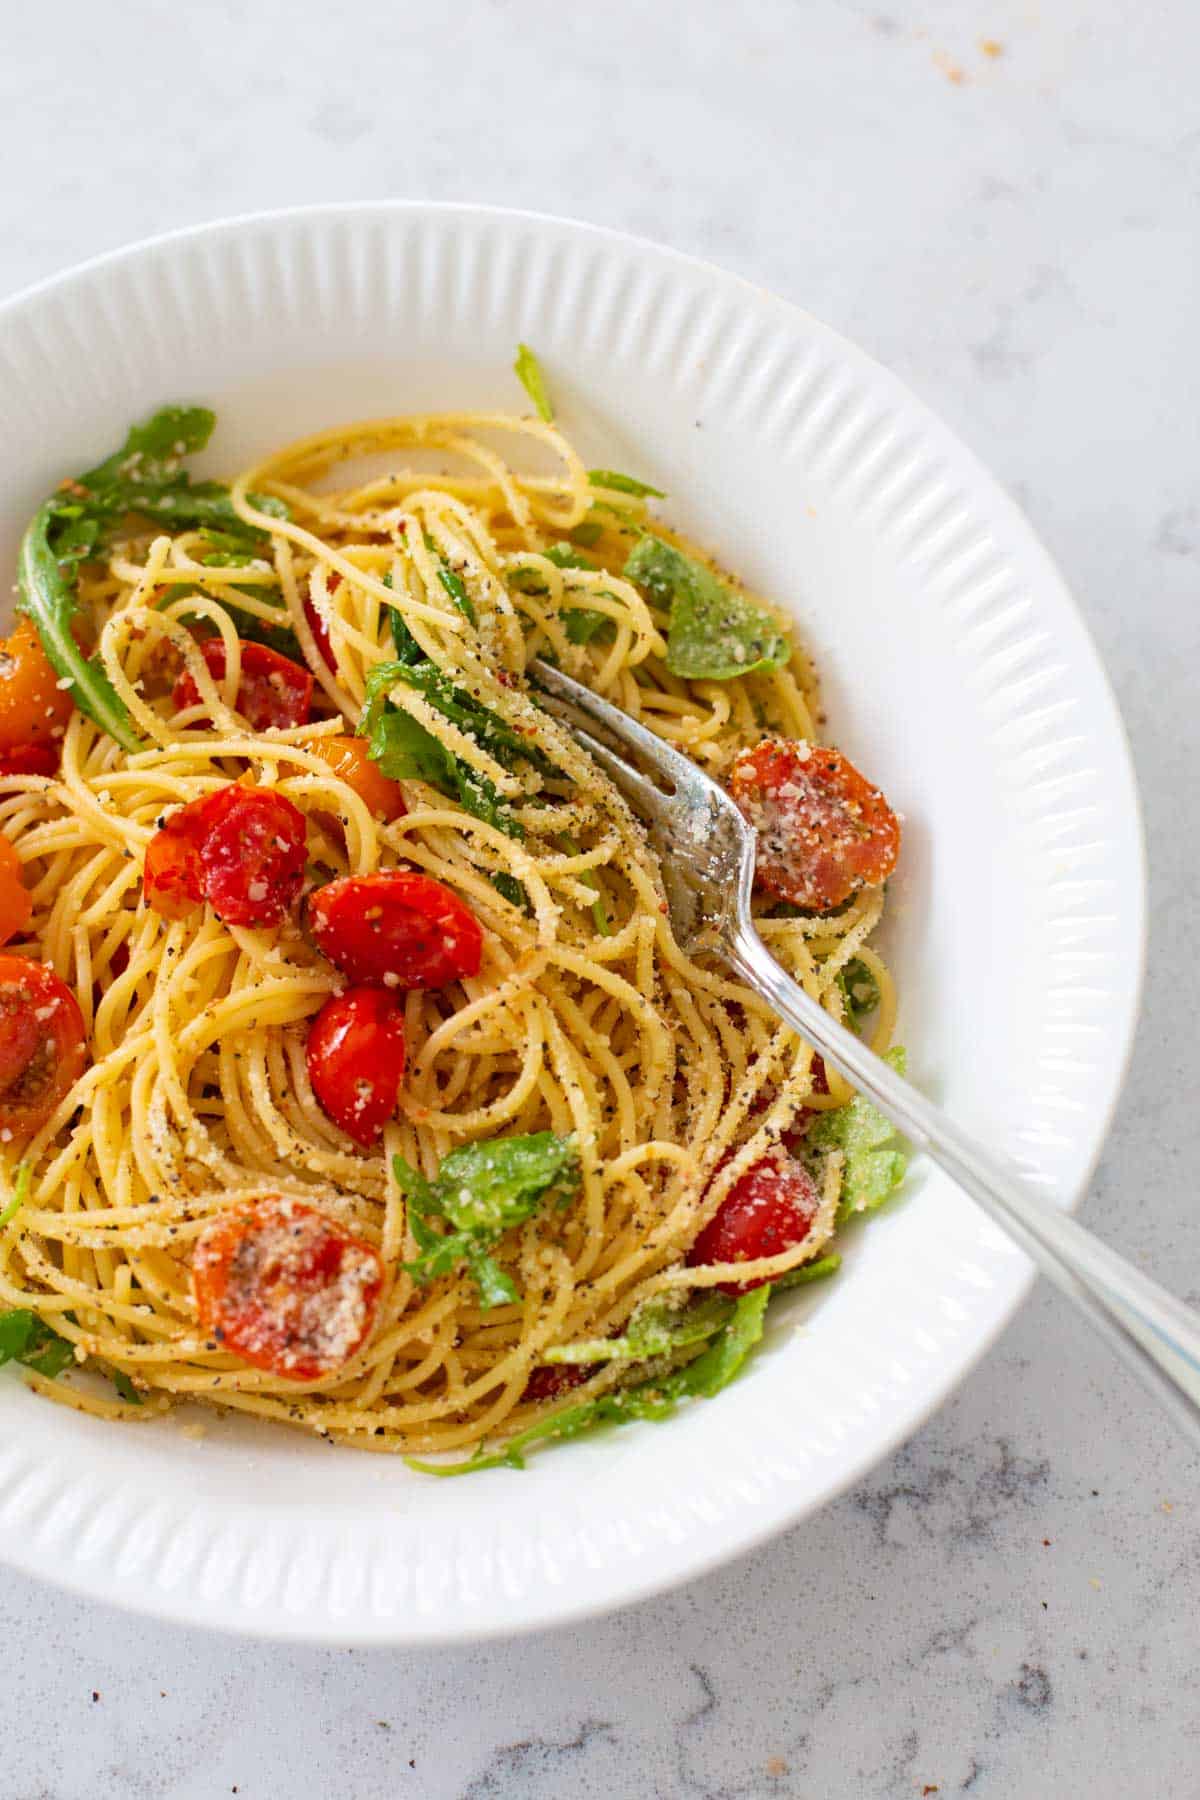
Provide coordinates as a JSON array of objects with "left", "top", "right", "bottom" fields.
[{"left": 0, "top": 204, "right": 1143, "bottom": 1644}]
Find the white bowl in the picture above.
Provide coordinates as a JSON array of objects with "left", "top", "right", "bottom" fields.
[{"left": 0, "top": 204, "right": 1144, "bottom": 1643}]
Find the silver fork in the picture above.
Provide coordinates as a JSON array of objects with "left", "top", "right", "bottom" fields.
[{"left": 533, "top": 656, "right": 1200, "bottom": 1446}]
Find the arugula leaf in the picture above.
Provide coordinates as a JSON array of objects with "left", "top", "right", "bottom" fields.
[
  {"left": 624, "top": 536, "right": 789, "bottom": 681},
  {"left": 0, "top": 1162, "right": 31, "bottom": 1232},
  {"left": 587, "top": 470, "right": 666, "bottom": 499},
  {"left": 108, "top": 1367, "right": 142, "bottom": 1405},
  {"left": 394, "top": 1133, "right": 581, "bottom": 1307},
  {"left": 544, "top": 1291, "right": 734, "bottom": 1364},
  {"left": 0, "top": 1308, "right": 75, "bottom": 1379},
  {"left": 838, "top": 957, "right": 880, "bottom": 1026},
  {"left": 558, "top": 833, "right": 611, "bottom": 936},
  {"left": 490, "top": 871, "right": 530, "bottom": 911},
  {"left": 563, "top": 609, "right": 616, "bottom": 646},
  {"left": 775, "top": 1251, "right": 841, "bottom": 1290},
  {"left": 807, "top": 1048, "right": 908, "bottom": 1221},
  {"left": 569, "top": 519, "right": 604, "bottom": 548},
  {"left": 407, "top": 1286, "right": 769, "bottom": 1476},
  {"left": 542, "top": 544, "right": 595, "bottom": 572},
  {"left": 435, "top": 558, "right": 478, "bottom": 627},
  {"left": 508, "top": 546, "right": 616, "bottom": 646},
  {"left": 17, "top": 406, "right": 289, "bottom": 750},
  {"left": 365, "top": 658, "right": 555, "bottom": 778},
  {"left": 361, "top": 680, "right": 526, "bottom": 841},
  {"left": 514, "top": 344, "right": 555, "bottom": 422}
]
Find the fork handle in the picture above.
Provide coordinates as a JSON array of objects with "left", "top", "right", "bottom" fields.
[{"left": 728, "top": 923, "right": 1200, "bottom": 1448}]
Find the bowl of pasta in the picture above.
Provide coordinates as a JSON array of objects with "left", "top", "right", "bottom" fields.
[{"left": 0, "top": 204, "right": 1143, "bottom": 1642}]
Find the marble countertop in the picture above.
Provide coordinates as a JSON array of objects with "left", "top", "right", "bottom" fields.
[{"left": 2, "top": 2, "right": 1197, "bottom": 1794}]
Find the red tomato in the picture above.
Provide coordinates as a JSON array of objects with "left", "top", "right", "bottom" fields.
[
  {"left": 173, "top": 639, "right": 313, "bottom": 731},
  {"left": 687, "top": 1148, "right": 820, "bottom": 1295},
  {"left": 142, "top": 795, "right": 208, "bottom": 920},
  {"left": 523, "top": 1364, "right": 590, "bottom": 1403},
  {"left": 307, "top": 872, "right": 483, "bottom": 988},
  {"left": 729, "top": 739, "right": 900, "bottom": 912},
  {"left": 193, "top": 785, "right": 307, "bottom": 927},
  {"left": 303, "top": 595, "right": 334, "bottom": 669},
  {"left": 0, "top": 743, "right": 61, "bottom": 777},
  {"left": 303, "top": 571, "right": 340, "bottom": 671},
  {"left": 0, "top": 955, "right": 87, "bottom": 1140},
  {"left": 192, "top": 1195, "right": 384, "bottom": 1380},
  {"left": 0, "top": 840, "right": 32, "bottom": 947},
  {"left": 306, "top": 986, "right": 407, "bottom": 1146},
  {"left": 305, "top": 735, "right": 406, "bottom": 823},
  {"left": 143, "top": 784, "right": 307, "bottom": 927}
]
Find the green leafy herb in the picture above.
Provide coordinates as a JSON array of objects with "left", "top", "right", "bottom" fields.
[
  {"left": 435, "top": 558, "right": 478, "bottom": 627},
  {"left": 558, "top": 833, "right": 611, "bottom": 936},
  {"left": 544, "top": 1290, "right": 734, "bottom": 1364},
  {"left": 624, "top": 536, "right": 789, "bottom": 681},
  {"left": 542, "top": 544, "right": 595, "bottom": 572},
  {"left": 807, "top": 1048, "right": 908, "bottom": 1221},
  {"left": 490, "top": 871, "right": 530, "bottom": 911},
  {"left": 365, "top": 655, "right": 555, "bottom": 778},
  {"left": 513, "top": 344, "right": 554, "bottom": 422},
  {"left": 0, "top": 1308, "right": 74, "bottom": 1379},
  {"left": 108, "top": 1367, "right": 142, "bottom": 1405},
  {"left": 775, "top": 1251, "right": 842, "bottom": 1290},
  {"left": 587, "top": 470, "right": 666, "bottom": 499},
  {"left": 395, "top": 1134, "right": 581, "bottom": 1307},
  {"left": 0, "top": 1162, "right": 31, "bottom": 1232},
  {"left": 509, "top": 545, "right": 616, "bottom": 646},
  {"left": 837, "top": 958, "right": 881, "bottom": 1026},
  {"left": 570, "top": 519, "right": 604, "bottom": 548},
  {"left": 17, "top": 406, "right": 288, "bottom": 750},
  {"left": 407, "top": 1286, "right": 769, "bottom": 1476},
  {"left": 363, "top": 701, "right": 524, "bottom": 840}
]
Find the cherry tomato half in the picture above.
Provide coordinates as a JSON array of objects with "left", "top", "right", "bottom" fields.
[
  {"left": 0, "top": 619, "right": 74, "bottom": 757},
  {"left": 523, "top": 1363, "right": 590, "bottom": 1404},
  {"left": 307, "top": 871, "right": 483, "bottom": 989},
  {"left": 306, "top": 986, "right": 407, "bottom": 1147},
  {"left": 0, "top": 840, "right": 32, "bottom": 947},
  {"left": 142, "top": 796, "right": 207, "bottom": 920},
  {"left": 173, "top": 639, "right": 313, "bottom": 731},
  {"left": 303, "top": 594, "right": 334, "bottom": 670},
  {"left": 729, "top": 739, "right": 900, "bottom": 913},
  {"left": 0, "top": 954, "right": 87, "bottom": 1140},
  {"left": 192, "top": 1194, "right": 384, "bottom": 1381},
  {"left": 143, "top": 784, "right": 307, "bottom": 928},
  {"left": 305, "top": 735, "right": 406, "bottom": 822},
  {"left": 0, "top": 742, "right": 61, "bottom": 777},
  {"left": 687, "top": 1148, "right": 820, "bottom": 1295}
]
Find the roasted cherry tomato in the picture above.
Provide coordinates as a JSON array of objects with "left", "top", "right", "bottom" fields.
[
  {"left": 305, "top": 735, "right": 406, "bottom": 822},
  {"left": 142, "top": 795, "right": 208, "bottom": 920},
  {"left": 192, "top": 1194, "right": 384, "bottom": 1380},
  {"left": 0, "top": 840, "right": 32, "bottom": 947},
  {"left": 143, "top": 784, "right": 307, "bottom": 927},
  {"left": 307, "top": 871, "right": 483, "bottom": 988},
  {"left": 523, "top": 1363, "right": 590, "bottom": 1404},
  {"left": 303, "top": 595, "right": 334, "bottom": 669},
  {"left": 0, "top": 954, "right": 87, "bottom": 1140},
  {"left": 729, "top": 739, "right": 900, "bottom": 913},
  {"left": 0, "top": 742, "right": 61, "bottom": 777},
  {"left": 173, "top": 638, "right": 313, "bottom": 731},
  {"left": 306, "top": 985, "right": 407, "bottom": 1147},
  {"left": 687, "top": 1147, "right": 820, "bottom": 1295},
  {"left": 0, "top": 619, "right": 73, "bottom": 762},
  {"left": 303, "top": 571, "right": 341, "bottom": 671}
]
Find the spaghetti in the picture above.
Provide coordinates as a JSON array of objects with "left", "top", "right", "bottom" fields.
[{"left": 0, "top": 393, "right": 903, "bottom": 1463}]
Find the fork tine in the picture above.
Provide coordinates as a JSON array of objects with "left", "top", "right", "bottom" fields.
[{"left": 531, "top": 657, "right": 726, "bottom": 802}]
